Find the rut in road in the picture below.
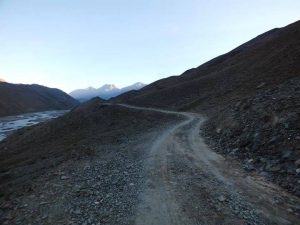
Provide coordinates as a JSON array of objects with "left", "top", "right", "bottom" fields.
[{"left": 116, "top": 104, "right": 300, "bottom": 225}]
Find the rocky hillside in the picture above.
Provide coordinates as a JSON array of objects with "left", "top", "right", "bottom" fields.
[
  {"left": 113, "top": 20, "right": 300, "bottom": 114},
  {"left": 113, "top": 20, "right": 300, "bottom": 196},
  {"left": 0, "top": 98, "right": 179, "bottom": 197},
  {"left": 202, "top": 77, "right": 300, "bottom": 196},
  {"left": 0, "top": 82, "right": 79, "bottom": 116}
]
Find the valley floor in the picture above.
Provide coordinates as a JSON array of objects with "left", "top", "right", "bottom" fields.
[
  {"left": 0, "top": 110, "right": 68, "bottom": 141},
  {"left": 1, "top": 105, "right": 300, "bottom": 225}
]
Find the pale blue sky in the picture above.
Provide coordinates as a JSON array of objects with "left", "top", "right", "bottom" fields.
[{"left": 0, "top": 0, "right": 299, "bottom": 92}]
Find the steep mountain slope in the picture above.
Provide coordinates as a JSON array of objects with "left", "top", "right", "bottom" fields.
[
  {"left": 70, "top": 82, "right": 146, "bottom": 101},
  {"left": 113, "top": 20, "right": 300, "bottom": 196},
  {"left": 1, "top": 20, "right": 300, "bottom": 225},
  {"left": 0, "top": 82, "right": 79, "bottom": 116},
  {"left": 113, "top": 20, "right": 300, "bottom": 114},
  {"left": 202, "top": 77, "right": 300, "bottom": 195}
]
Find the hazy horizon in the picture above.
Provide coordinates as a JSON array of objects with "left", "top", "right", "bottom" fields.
[{"left": 0, "top": 0, "right": 299, "bottom": 92}]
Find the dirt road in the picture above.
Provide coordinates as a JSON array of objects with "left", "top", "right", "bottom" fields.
[
  {"left": 2, "top": 104, "right": 300, "bottom": 225},
  {"left": 118, "top": 104, "right": 300, "bottom": 225}
]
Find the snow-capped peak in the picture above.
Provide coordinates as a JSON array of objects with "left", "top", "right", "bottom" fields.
[{"left": 98, "top": 84, "right": 118, "bottom": 92}]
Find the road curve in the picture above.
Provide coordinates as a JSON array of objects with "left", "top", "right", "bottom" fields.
[{"left": 115, "top": 104, "right": 300, "bottom": 225}]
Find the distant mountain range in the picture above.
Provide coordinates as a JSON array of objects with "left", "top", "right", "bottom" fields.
[
  {"left": 69, "top": 82, "right": 146, "bottom": 101},
  {"left": 0, "top": 82, "right": 79, "bottom": 116},
  {"left": 1, "top": 20, "right": 300, "bottom": 222},
  {"left": 0, "top": 78, "right": 6, "bottom": 82}
]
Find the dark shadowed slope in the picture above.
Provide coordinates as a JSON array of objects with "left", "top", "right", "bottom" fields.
[
  {"left": 112, "top": 20, "right": 300, "bottom": 196},
  {"left": 0, "top": 98, "right": 179, "bottom": 197},
  {"left": 2, "top": 102, "right": 300, "bottom": 225},
  {"left": 113, "top": 20, "right": 300, "bottom": 113},
  {"left": 0, "top": 82, "right": 79, "bottom": 116}
]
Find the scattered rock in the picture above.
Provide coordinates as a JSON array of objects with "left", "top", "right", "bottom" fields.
[
  {"left": 202, "top": 77, "right": 300, "bottom": 197},
  {"left": 269, "top": 165, "right": 281, "bottom": 172},
  {"left": 74, "top": 209, "right": 81, "bottom": 215},
  {"left": 287, "top": 208, "right": 294, "bottom": 213},
  {"left": 216, "top": 128, "right": 222, "bottom": 134},
  {"left": 60, "top": 175, "right": 69, "bottom": 180},
  {"left": 256, "top": 82, "right": 265, "bottom": 89},
  {"left": 218, "top": 195, "right": 226, "bottom": 202},
  {"left": 281, "top": 150, "right": 292, "bottom": 159}
]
